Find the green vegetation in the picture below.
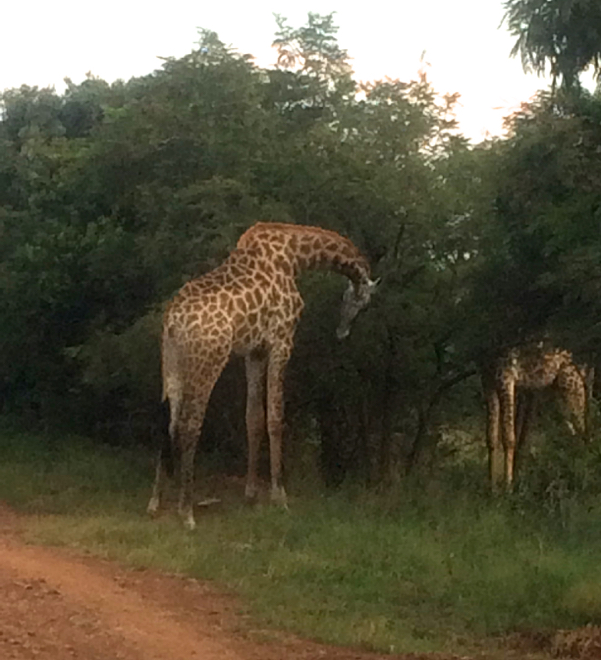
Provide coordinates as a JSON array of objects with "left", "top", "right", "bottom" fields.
[
  {"left": 0, "top": 15, "right": 480, "bottom": 481},
  {"left": 504, "top": 0, "right": 601, "bottom": 90},
  {"left": 3, "top": 7, "right": 601, "bottom": 656},
  {"left": 2, "top": 11, "right": 601, "bottom": 484},
  {"left": 3, "top": 427, "right": 601, "bottom": 655}
]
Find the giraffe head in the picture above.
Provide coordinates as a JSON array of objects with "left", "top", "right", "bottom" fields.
[{"left": 336, "top": 276, "right": 379, "bottom": 340}]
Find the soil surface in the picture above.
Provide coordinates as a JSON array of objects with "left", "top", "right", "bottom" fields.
[
  {"left": 0, "top": 503, "right": 439, "bottom": 660},
  {"left": 2, "top": 502, "right": 599, "bottom": 660}
]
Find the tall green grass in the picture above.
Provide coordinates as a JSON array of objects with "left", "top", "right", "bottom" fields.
[{"left": 2, "top": 425, "right": 601, "bottom": 655}]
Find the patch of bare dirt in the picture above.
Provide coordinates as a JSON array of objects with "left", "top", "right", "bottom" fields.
[
  {"left": 505, "top": 626, "right": 601, "bottom": 660},
  {"left": 551, "top": 626, "right": 601, "bottom": 659}
]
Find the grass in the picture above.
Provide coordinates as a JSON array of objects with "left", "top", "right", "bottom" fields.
[{"left": 2, "top": 424, "right": 601, "bottom": 656}]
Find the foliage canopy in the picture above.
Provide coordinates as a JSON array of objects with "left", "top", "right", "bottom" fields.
[{"left": 2, "top": 12, "right": 601, "bottom": 498}]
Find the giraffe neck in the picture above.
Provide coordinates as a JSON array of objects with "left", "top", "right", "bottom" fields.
[{"left": 237, "top": 222, "right": 371, "bottom": 285}]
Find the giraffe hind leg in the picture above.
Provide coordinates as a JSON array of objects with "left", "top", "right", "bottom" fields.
[
  {"left": 176, "top": 392, "right": 218, "bottom": 530},
  {"left": 147, "top": 436, "right": 177, "bottom": 517},
  {"left": 176, "top": 352, "right": 230, "bottom": 530}
]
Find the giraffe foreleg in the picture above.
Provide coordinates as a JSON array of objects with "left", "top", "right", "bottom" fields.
[
  {"left": 514, "top": 390, "right": 535, "bottom": 475},
  {"left": 484, "top": 386, "right": 504, "bottom": 494},
  {"left": 244, "top": 352, "right": 267, "bottom": 502},
  {"left": 266, "top": 348, "right": 291, "bottom": 508},
  {"left": 499, "top": 382, "right": 517, "bottom": 490}
]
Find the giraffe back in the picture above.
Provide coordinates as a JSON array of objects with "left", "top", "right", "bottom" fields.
[
  {"left": 163, "top": 244, "right": 304, "bottom": 361},
  {"left": 501, "top": 345, "right": 576, "bottom": 390}
]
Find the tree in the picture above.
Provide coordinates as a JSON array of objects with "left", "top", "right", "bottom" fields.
[
  {"left": 504, "top": 0, "right": 601, "bottom": 90},
  {"left": 268, "top": 12, "right": 355, "bottom": 126},
  {"left": 465, "top": 89, "right": 601, "bottom": 364}
]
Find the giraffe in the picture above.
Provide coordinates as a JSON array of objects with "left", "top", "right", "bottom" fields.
[
  {"left": 482, "top": 343, "right": 589, "bottom": 493},
  {"left": 147, "top": 222, "right": 377, "bottom": 528}
]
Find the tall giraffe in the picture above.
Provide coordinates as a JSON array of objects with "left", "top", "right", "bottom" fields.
[
  {"left": 147, "top": 222, "right": 377, "bottom": 528},
  {"left": 482, "top": 343, "right": 589, "bottom": 492}
]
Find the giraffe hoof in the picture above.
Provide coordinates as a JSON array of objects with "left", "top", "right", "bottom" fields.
[
  {"left": 179, "top": 507, "right": 197, "bottom": 530},
  {"left": 182, "top": 517, "right": 197, "bottom": 531},
  {"left": 244, "top": 483, "right": 259, "bottom": 504},
  {"left": 270, "top": 486, "right": 288, "bottom": 509},
  {"left": 244, "top": 494, "right": 259, "bottom": 507},
  {"left": 146, "top": 499, "right": 160, "bottom": 518}
]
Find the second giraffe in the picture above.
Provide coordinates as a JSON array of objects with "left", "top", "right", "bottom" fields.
[{"left": 482, "top": 343, "right": 589, "bottom": 493}]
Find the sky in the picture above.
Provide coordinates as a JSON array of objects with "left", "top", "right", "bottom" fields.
[{"left": 2, "top": 0, "right": 556, "bottom": 141}]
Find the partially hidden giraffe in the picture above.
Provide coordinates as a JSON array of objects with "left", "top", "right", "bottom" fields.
[
  {"left": 147, "top": 222, "right": 377, "bottom": 528},
  {"left": 482, "top": 343, "right": 589, "bottom": 493}
]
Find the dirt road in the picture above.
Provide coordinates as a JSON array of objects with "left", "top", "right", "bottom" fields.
[{"left": 0, "top": 504, "right": 411, "bottom": 660}]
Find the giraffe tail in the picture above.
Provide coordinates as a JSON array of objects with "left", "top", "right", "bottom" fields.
[{"left": 161, "top": 326, "right": 184, "bottom": 447}]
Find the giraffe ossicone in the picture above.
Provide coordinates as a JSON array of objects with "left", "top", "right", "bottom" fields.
[{"left": 148, "top": 222, "right": 374, "bottom": 528}]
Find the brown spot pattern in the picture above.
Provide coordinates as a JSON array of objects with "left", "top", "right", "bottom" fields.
[{"left": 154, "top": 221, "right": 371, "bottom": 528}]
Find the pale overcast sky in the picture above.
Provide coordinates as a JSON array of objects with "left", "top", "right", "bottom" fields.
[{"left": 2, "top": 0, "right": 556, "bottom": 141}]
